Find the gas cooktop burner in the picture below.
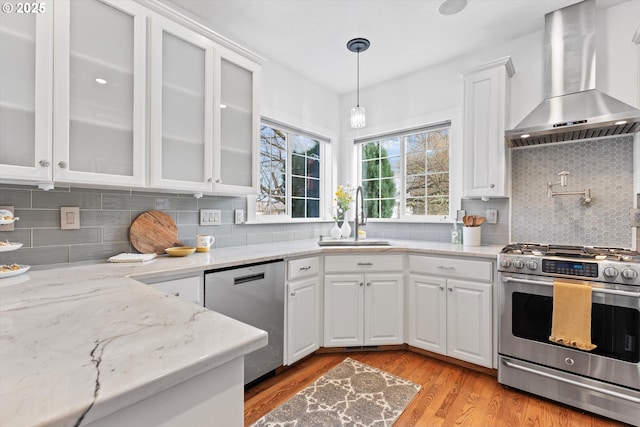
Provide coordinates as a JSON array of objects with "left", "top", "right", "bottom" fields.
[{"left": 501, "top": 243, "right": 640, "bottom": 263}]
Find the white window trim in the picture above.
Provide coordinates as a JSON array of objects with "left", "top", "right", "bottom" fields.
[
  {"left": 247, "top": 118, "right": 333, "bottom": 224},
  {"left": 350, "top": 109, "right": 462, "bottom": 224}
]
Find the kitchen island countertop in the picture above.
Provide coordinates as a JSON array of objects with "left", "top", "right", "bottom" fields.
[{"left": 0, "top": 239, "right": 501, "bottom": 426}]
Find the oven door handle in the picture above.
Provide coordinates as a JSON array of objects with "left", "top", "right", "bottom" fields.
[
  {"left": 502, "top": 358, "right": 640, "bottom": 404},
  {"left": 502, "top": 277, "right": 640, "bottom": 298}
]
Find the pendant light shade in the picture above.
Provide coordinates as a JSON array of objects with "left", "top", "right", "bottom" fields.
[
  {"left": 347, "top": 38, "right": 370, "bottom": 129},
  {"left": 351, "top": 106, "right": 366, "bottom": 128}
]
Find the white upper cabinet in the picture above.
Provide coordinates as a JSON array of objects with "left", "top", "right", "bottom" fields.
[
  {"left": 149, "top": 15, "right": 214, "bottom": 192},
  {"left": 213, "top": 46, "right": 260, "bottom": 194},
  {"left": 0, "top": 0, "right": 53, "bottom": 182},
  {"left": 53, "top": 0, "right": 147, "bottom": 187},
  {"left": 461, "top": 57, "right": 514, "bottom": 198}
]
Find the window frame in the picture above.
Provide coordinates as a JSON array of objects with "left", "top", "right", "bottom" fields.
[
  {"left": 248, "top": 118, "right": 332, "bottom": 223},
  {"left": 354, "top": 120, "right": 460, "bottom": 223}
]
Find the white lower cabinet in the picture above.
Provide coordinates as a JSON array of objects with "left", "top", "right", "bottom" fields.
[
  {"left": 142, "top": 273, "right": 203, "bottom": 306},
  {"left": 324, "top": 255, "right": 403, "bottom": 347},
  {"left": 408, "top": 255, "right": 494, "bottom": 368},
  {"left": 285, "top": 257, "right": 320, "bottom": 365}
]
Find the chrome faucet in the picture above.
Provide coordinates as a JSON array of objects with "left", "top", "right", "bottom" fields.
[{"left": 354, "top": 185, "right": 366, "bottom": 241}]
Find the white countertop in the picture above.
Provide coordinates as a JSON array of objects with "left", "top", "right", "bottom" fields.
[{"left": 0, "top": 239, "right": 501, "bottom": 427}]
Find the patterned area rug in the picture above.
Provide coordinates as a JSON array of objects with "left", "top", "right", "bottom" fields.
[{"left": 250, "top": 357, "right": 421, "bottom": 427}]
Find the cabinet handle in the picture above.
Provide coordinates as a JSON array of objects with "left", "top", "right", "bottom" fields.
[
  {"left": 359, "top": 282, "right": 364, "bottom": 287},
  {"left": 437, "top": 265, "right": 456, "bottom": 270},
  {"left": 299, "top": 266, "right": 311, "bottom": 271},
  {"left": 366, "top": 282, "right": 371, "bottom": 287},
  {"left": 39, "top": 159, "right": 50, "bottom": 167},
  {"left": 357, "top": 262, "right": 373, "bottom": 266},
  {"left": 291, "top": 291, "right": 296, "bottom": 297},
  {"left": 58, "top": 161, "right": 68, "bottom": 169}
]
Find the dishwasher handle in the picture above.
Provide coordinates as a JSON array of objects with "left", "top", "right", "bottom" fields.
[{"left": 234, "top": 272, "right": 265, "bottom": 285}]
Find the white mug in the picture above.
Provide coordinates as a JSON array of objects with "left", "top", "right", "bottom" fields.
[{"left": 196, "top": 235, "right": 215, "bottom": 252}]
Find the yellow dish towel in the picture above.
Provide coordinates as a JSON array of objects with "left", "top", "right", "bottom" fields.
[{"left": 549, "top": 279, "right": 597, "bottom": 351}]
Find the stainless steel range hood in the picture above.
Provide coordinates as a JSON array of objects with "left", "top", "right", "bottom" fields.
[{"left": 505, "top": 0, "right": 640, "bottom": 148}]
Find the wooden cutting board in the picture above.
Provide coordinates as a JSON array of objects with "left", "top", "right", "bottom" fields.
[{"left": 129, "top": 211, "right": 183, "bottom": 254}]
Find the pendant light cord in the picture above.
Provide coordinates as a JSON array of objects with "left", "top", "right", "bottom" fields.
[{"left": 356, "top": 50, "right": 360, "bottom": 107}]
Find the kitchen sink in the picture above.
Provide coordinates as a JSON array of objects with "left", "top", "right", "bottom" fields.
[{"left": 317, "top": 239, "right": 391, "bottom": 246}]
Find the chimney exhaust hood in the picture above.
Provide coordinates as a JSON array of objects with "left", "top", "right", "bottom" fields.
[{"left": 505, "top": 0, "right": 640, "bottom": 148}]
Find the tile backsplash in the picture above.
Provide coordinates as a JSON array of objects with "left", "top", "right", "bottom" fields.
[
  {"left": 511, "top": 135, "right": 635, "bottom": 248},
  {"left": 0, "top": 184, "right": 511, "bottom": 267},
  {"left": 0, "top": 185, "right": 329, "bottom": 267}
]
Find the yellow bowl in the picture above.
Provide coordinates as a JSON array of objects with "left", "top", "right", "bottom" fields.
[{"left": 165, "top": 246, "right": 196, "bottom": 257}]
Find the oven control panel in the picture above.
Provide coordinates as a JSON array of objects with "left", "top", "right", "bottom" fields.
[{"left": 542, "top": 259, "right": 598, "bottom": 277}]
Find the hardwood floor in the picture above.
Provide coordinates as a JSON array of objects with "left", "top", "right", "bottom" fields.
[{"left": 244, "top": 350, "right": 627, "bottom": 426}]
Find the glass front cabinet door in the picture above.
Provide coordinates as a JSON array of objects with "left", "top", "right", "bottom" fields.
[
  {"left": 213, "top": 46, "right": 260, "bottom": 194},
  {"left": 149, "top": 15, "right": 214, "bottom": 192},
  {"left": 53, "top": 0, "right": 147, "bottom": 187},
  {"left": 0, "top": 0, "right": 53, "bottom": 182}
]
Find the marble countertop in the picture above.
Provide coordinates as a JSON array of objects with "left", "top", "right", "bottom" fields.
[{"left": 0, "top": 239, "right": 501, "bottom": 426}]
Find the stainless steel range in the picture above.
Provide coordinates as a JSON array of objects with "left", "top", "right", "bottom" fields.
[{"left": 497, "top": 244, "right": 640, "bottom": 426}]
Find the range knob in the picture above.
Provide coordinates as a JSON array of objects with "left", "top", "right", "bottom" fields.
[
  {"left": 526, "top": 260, "right": 538, "bottom": 270},
  {"left": 513, "top": 260, "right": 525, "bottom": 269},
  {"left": 621, "top": 268, "right": 638, "bottom": 279},
  {"left": 603, "top": 267, "right": 619, "bottom": 278},
  {"left": 500, "top": 259, "right": 512, "bottom": 268}
]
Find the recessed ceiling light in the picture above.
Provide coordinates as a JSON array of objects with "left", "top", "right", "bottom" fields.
[
  {"left": 438, "top": 0, "right": 468, "bottom": 15},
  {"left": 614, "top": 120, "right": 627, "bottom": 125},
  {"left": 95, "top": 78, "right": 107, "bottom": 85},
  {"left": 520, "top": 134, "right": 530, "bottom": 138}
]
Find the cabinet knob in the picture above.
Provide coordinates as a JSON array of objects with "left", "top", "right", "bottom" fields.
[
  {"left": 39, "top": 159, "right": 50, "bottom": 167},
  {"left": 439, "top": 286, "right": 444, "bottom": 291},
  {"left": 448, "top": 288, "right": 453, "bottom": 292},
  {"left": 173, "top": 292, "right": 180, "bottom": 297},
  {"left": 215, "top": 178, "right": 221, "bottom": 183},
  {"left": 290, "top": 291, "right": 296, "bottom": 297},
  {"left": 366, "top": 282, "right": 371, "bottom": 287},
  {"left": 58, "top": 161, "right": 68, "bottom": 169},
  {"left": 359, "top": 282, "right": 364, "bottom": 287},
  {"left": 207, "top": 177, "right": 213, "bottom": 183},
  {"left": 490, "top": 184, "right": 495, "bottom": 188}
]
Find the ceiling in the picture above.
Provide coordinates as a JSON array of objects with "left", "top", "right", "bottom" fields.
[{"left": 164, "top": 0, "right": 628, "bottom": 94}]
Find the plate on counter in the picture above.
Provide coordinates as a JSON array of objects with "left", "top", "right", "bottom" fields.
[
  {"left": 0, "top": 242, "right": 23, "bottom": 252},
  {"left": 0, "top": 264, "right": 30, "bottom": 279}
]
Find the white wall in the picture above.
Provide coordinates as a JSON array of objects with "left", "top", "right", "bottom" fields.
[{"left": 336, "top": 0, "right": 640, "bottom": 186}]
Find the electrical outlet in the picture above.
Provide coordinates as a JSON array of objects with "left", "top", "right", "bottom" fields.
[
  {"left": 486, "top": 209, "right": 498, "bottom": 224},
  {"left": 630, "top": 208, "right": 640, "bottom": 227},
  {"left": 234, "top": 209, "right": 244, "bottom": 224},
  {"left": 456, "top": 210, "right": 466, "bottom": 221},
  {"left": 200, "top": 209, "right": 221, "bottom": 226}
]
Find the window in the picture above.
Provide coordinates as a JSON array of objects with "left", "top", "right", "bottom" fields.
[
  {"left": 257, "top": 119, "right": 329, "bottom": 219},
  {"left": 357, "top": 122, "right": 450, "bottom": 220}
]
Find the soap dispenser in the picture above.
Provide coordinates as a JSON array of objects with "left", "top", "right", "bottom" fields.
[{"left": 451, "top": 220, "right": 461, "bottom": 244}]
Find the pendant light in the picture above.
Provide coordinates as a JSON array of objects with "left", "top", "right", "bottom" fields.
[{"left": 347, "top": 38, "right": 370, "bottom": 129}]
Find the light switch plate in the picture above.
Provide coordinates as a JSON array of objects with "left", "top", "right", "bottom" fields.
[
  {"left": 200, "top": 209, "right": 221, "bottom": 226},
  {"left": 456, "top": 210, "right": 466, "bottom": 221},
  {"left": 60, "top": 207, "right": 80, "bottom": 230},
  {"left": 234, "top": 209, "right": 244, "bottom": 224},
  {"left": 486, "top": 209, "right": 498, "bottom": 224}
]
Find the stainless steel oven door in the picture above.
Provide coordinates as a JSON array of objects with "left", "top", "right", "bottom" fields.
[{"left": 499, "top": 272, "right": 640, "bottom": 391}]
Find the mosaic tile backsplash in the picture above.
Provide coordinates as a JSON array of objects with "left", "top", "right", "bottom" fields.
[{"left": 511, "top": 135, "right": 635, "bottom": 248}]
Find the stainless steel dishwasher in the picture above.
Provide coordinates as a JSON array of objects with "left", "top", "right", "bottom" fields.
[{"left": 204, "top": 260, "right": 284, "bottom": 385}]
